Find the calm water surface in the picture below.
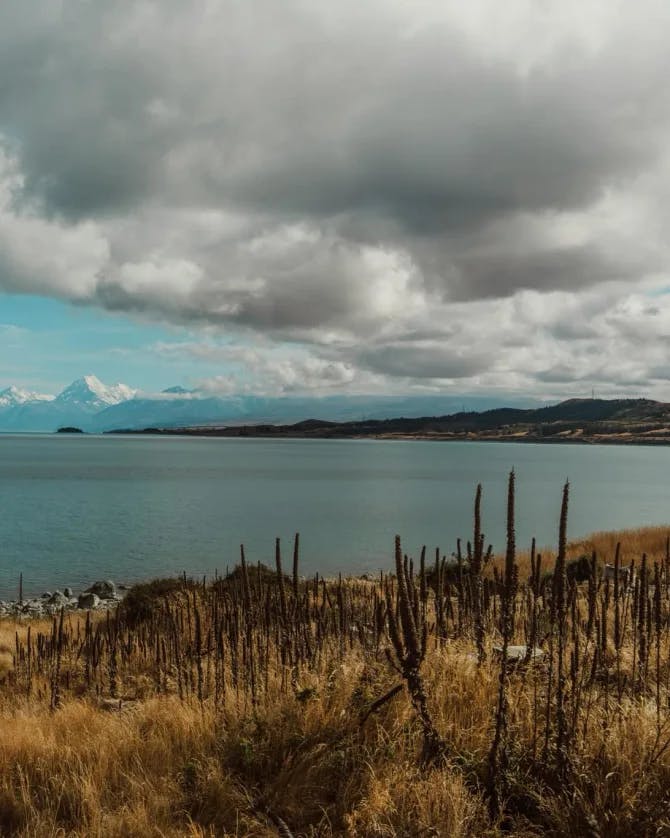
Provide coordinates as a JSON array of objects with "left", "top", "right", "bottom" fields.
[{"left": 1, "top": 434, "right": 669, "bottom": 598}]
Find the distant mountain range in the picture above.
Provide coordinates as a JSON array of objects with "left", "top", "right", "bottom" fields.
[
  {"left": 0, "top": 376, "right": 137, "bottom": 432},
  {"left": 0, "top": 374, "right": 537, "bottom": 433},
  {"left": 120, "top": 397, "right": 670, "bottom": 445}
]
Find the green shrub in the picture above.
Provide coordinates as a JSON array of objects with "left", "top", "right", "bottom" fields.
[{"left": 120, "top": 577, "right": 189, "bottom": 626}]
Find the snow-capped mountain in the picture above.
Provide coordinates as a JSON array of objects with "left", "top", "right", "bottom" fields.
[
  {"left": 0, "top": 374, "right": 534, "bottom": 432},
  {"left": 0, "top": 375, "right": 137, "bottom": 431},
  {"left": 54, "top": 375, "right": 136, "bottom": 410},
  {"left": 0, "top": 385, "right": 53, "bottom": 408}
]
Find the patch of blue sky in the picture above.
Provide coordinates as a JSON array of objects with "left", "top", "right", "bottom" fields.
[
  {"left": 0, "top": 293, "right": 241, "bottom": 393},
  {"left": 645, "top": 286, "right": 670, "bottom": 297}
]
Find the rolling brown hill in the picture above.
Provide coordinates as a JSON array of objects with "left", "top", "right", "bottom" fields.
[{"left": 115, "top": 397, "right": 670, "bottom": 444}]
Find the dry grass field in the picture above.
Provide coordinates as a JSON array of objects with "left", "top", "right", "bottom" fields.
[{"left": 1, "top": 476, "right": 670, "bottom": 837}]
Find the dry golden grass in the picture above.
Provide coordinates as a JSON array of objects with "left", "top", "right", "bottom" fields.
[
  {"left": 0, "top": 646, "right": 12, "bottom": 681},
  {"left": 0, "top": 611, "right": 108, "bottom": 648},
  {"left": 1, "top": 524, "right": 670, "bottom": 836},
  {"left": 489, "top": 524, "right": 670, "bottom": 582},
  {"left": 0, "top": 655, "right": 490, "bottom": 836},
  {"left": 571, "top": 525, "right": 670, "bottom": 565},
  {"left": 0, "top": 657, "right": 490, "bottom": 837}
]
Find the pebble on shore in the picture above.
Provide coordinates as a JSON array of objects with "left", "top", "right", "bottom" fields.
[{"left": 0, "top": 580, "right": 124, "bottom": 620}]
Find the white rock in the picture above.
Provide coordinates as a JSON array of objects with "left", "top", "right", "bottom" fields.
[{"left": 493, "top": 644, "right": 544, "bottom": 662}]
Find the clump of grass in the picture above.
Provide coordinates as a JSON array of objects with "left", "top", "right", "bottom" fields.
[
  {"left": 0, "top": 644, "right": 13, "bottom": 682},
  {"left": 120, "top": 577, "right": 191, "bottom": 626}
]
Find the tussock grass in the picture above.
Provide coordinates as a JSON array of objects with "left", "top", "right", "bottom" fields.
[
  {"left": 1, "top": 492, "right": 670, "bottom": 836},
  {"left": 572, "top": 525, "right": 670, "bottom": 565}
]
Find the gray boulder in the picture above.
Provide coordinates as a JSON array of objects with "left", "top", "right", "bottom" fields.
[
  {"left": 63, "top": 587, "right": 73, "bottom": 598},
  {"left": 85, "top": 580, "right": 116, "bottom": 600},
  {"left": 48, "top": 591, "right": 69, "bottom": 607},
  {"left": 78, "top": 592, "right": 100, "bottom": 609},
  {"left": 493, "top": 644, "right": 544, "bottom": 663}
]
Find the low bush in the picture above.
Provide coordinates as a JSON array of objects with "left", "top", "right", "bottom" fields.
[{"left": 120, "top": 577, "right": 190, "bottom": 626}]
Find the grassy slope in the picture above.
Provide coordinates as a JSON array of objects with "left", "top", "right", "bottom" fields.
[{"left": 129, "top": 398, "right": 670, "bottom": 442}]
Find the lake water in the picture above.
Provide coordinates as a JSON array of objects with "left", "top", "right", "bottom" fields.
[{"left": 1, "top": 434, "right": 670, "bottom": 599}]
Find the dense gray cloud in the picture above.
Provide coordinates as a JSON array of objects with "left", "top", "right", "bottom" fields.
[
  {"left": 1, "top": 1, "right": 670, "bottom": 395},
  {"left": 355, "top": 344, "right": 494, "bottom": 380}
]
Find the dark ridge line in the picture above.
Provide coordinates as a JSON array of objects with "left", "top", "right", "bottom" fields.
[{"left": 105, "top": 397, "right": 670, "bottom": 445}]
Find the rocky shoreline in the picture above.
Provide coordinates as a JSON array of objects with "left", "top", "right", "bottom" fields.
[{"left": 0, "top": 579, "right": 127, "bottom": 620}]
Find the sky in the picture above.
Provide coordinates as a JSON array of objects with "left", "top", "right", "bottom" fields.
[{"left": 1, "top": 0, "right": 670, "bottom": 399}]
